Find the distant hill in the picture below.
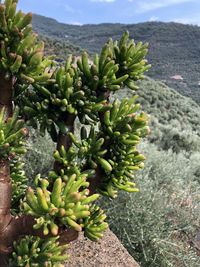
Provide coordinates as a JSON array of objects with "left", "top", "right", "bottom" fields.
[
  {"left": 119, "top": 77, "right": 200, "bottom": 153},
  {"left": 32, "top": 14, "right": 200, "bottom": 103},
  {"left": 40, "top": 35, "right": 82, "bottom": 62}
]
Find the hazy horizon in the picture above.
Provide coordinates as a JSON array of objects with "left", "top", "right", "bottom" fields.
[{"left": 18, "top": 0, "right": 200, "bottom": 26}]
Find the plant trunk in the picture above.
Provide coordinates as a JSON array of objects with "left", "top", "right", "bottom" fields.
[
  {"left": 0, "top": 254, "right": 9, "bottom": 267},
  {"left": 54, "top": 114, "right": 79, "bottom": 242},
  {"left": 0, "top": 73, "right": 13, "bottom": 266},
  {"left": 88, "top": 100, "right": 110, "bottom": 195},
  {"left": 54, "top": 113, "right": 76, "bottom": 172}
]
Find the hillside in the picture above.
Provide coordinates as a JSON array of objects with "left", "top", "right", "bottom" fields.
[
  {"left": 118, "top": 77, "right": 200, "bottom": 153},
  {"left": 40, "top": 36, "right": 82, "bottom": 62},
  {"left": 32, "top": 14, "right": 200, "bottom": 103},
  {"left": 138, "top": 78, "right": 200, "bottom": 134}
]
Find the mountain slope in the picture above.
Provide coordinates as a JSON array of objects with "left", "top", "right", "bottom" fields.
[
  {"left": 32, "top": 14, "right": 200, "bottom": 103},
  {"left": 119, "top": 77, "right": 200, "bottom": 153},
  {"left": 41, "top": 35, "right": 82, "bottom": 62}
]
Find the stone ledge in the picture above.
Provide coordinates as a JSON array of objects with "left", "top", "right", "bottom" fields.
[{"left": 65, "top": 229, "right": 139, "bottom": 267}]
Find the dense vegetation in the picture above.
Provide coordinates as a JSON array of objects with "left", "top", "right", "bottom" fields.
[
  {"left": 22, "top": 12, "right": 200, "bottom": 266},
  {"left": 137, "top": 78, "right": 200, "bottom": 153},
  {"left": 0, "top": 1, "right": 150, "bottom": 265},
  {"left": 100, "top": 143, "right": 200, "bottom": 267},
  {"left": 107, "top": 80, "right": 200, "bottom": 266},
  {"left": 41, "top": 35, "right": 82, "bottom": 62},
  {"left": 32, "top": 14, "right": 200, "bottom": 103},
  {"left": 26, "top": 77, "right": 200, "bottom": 266}
]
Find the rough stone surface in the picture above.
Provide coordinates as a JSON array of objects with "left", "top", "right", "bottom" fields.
[{"left": 65, "top": 229, "right": 140, "bottom": 267}]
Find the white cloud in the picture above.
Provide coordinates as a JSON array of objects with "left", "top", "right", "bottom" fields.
[
  {"left": 136, "top": 0, "right": 196, "bottom": 13},
  {"left": 70, "top": 21, "right": 83, "bottom": 26},
  {"left": 174, "top": 16, "right": 200, "bottom": 25},
  {"left": 149, "top": 16, "right": 159, "bottom": 22}
]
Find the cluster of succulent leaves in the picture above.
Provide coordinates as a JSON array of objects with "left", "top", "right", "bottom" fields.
[
  {"left": 21, "top": 159, "right": 108, "bottom": 241},
  {"left": 10, "top": 157, "right": 28, "bottom": 214},
  {"left": 0, "top": 107, "right": 27, "bottom": 159},
  {"left": 0, "top": 0, "right": 150, "bottom": 266},
  {"left": 0, "top": 0, "right": 54, "bottom": 86},
  {"left": 16, "top": 30, "right": 150, "bottom": 137},
  {"left": 69, "top": 96, "right": 149, "bottom": 198},
  {"left": 10, "top": 236, "right": 68, "bottom": 267},
  {"left": 17, "top": 36, "right": 149, "bottom": 262}
]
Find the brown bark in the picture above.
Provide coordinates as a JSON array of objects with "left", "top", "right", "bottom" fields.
[
  {"left": 0, "top": 161, "right": 12, "bottom": 233},
  {"left": 0, "top": 254, "right": 9, "bottom": 267},
  {"left": 54, "top": 114, "right": 76, "bottom": 172},
  {"left": 88, "top": 165, "right": 105, "bottom": 195},
  {"left": 53, "top": 113, "right": 79, "bottom": 243},
  {"left": 88, "top": 99, "right": 110, "bottom": 195},
  {"left": 0, "top": 73, "right": 14, "bottom": 266},
  {"left": 0, "top": 73, "right": 13, "bottom": 118}
]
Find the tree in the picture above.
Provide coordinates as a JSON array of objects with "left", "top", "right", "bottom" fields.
[{"left": 0, "top": 0, "right": 150, "bottom": 266}]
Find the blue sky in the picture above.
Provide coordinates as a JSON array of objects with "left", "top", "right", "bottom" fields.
[{"left": 17, "top": 0, "right": 200, "bottom": 25}]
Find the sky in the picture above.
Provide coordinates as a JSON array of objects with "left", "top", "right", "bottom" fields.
[{"left": 17, "top": 0, "right": 200, "bottom": 26}]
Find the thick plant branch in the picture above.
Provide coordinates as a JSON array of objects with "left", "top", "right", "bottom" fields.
[
  {"left": 54, "top": 113, "right": 76, "bottom": 172},
  {"left": 53, "top": 113, "right": 79, "bottom": 241},
  {"left": 0, "top": 74, "right": 13, "bottom": 266},
  {"left": 88, "top": 94, "right": 110, "bottom": 195},
  {"left": 88, "top": 166, "right": 104, "bottom": 195},
  {"left": 0, "top": 254, "right": 9, "bottom": 267},
  {"left": 56, "top": 114, "right": 76, "bottom": 151},
  {"left": 0, "top": 73, "right": 13, "bottom": 118},
  {"left": 0, "top": 161, "right": 12, "bottom": 234},
  {"left": 0, "top": 73, "right": 13, "bottom": 233}
]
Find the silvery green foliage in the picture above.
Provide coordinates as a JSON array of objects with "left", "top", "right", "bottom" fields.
[
  {"left": 118, "top": 78, "right": 200, "bottom": 153},
  {"left": 23, "top": 129, "right": 55, "bottom": 178},
  {"left": 99, "top": 142, "right": 200, "bottom": 267}
]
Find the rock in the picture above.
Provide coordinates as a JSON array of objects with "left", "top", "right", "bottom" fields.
[
  {"left": 65, "top": 229, "right": 139, "bottom": 267},
  {"left": 170, "top": 75, "right": 183, "bottom": 80}
]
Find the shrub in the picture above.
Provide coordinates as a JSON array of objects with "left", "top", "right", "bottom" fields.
[{"left": 100, "top": 143, "right": 200, "bottom": 267}]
